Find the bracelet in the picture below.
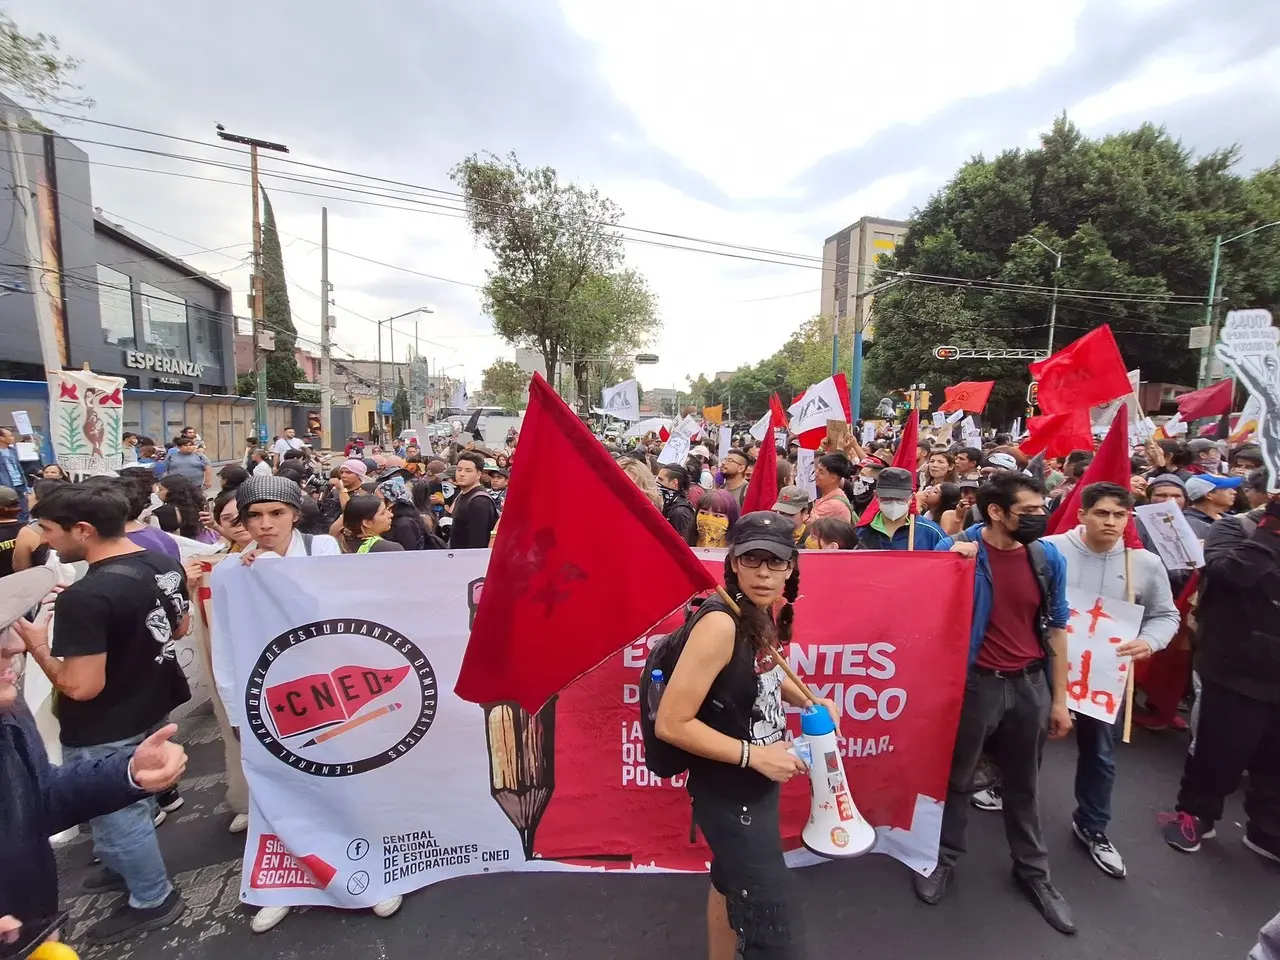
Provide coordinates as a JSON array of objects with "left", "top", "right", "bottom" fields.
[{"left": 739, "top": 740, "right": 751, "bottom": 769}]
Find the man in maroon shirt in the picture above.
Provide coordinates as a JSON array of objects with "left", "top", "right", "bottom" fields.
[{"left": 916, "top": 472, "right": 1076, "bottom": 936}]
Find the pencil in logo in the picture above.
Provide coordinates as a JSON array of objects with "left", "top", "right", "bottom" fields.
[{"left": 302, "top": 702, "right": 403, "bottom": 747}]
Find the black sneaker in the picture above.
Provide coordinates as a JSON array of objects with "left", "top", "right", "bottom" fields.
[
  {"left": 85, "top": 889, "right": 185, "bottom": 945},
  {"left": 1159, "top": 810, "right": 1215, "bottom": 853},
  {"left": 82, "top": 866, "right": 127, "bottom": 894},
  {"left": 156, "top": 789, "right": 185, "bottom": 814},
  {"left": 1243, "top": 830, "right": 1280, "bottom": 865}
]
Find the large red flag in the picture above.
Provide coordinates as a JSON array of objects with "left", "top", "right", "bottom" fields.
[
  {"left": 1044, "top": 406, "right": 1143, "bottom": 547},
  {"left": 1029, "top": 325, "right": 1132, "bottom": 415},
  {"left": 455, "top": 374, "right": 716, "bottom": 712},
  {"left": 1174, "top": 379, "right": 1234, "bottom": 422},
  {"left": 1021, "top": 409, "right": 1094, "bottom": 458},
  {"left": 741, "top": 394, "right": 786, "bottom": 515},
  {"left": 938, "top": 380, "right": 995, "bottom": 414}
]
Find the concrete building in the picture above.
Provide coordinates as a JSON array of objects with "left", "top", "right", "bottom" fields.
[{"left": 820, "top": 216, "right": 908, "bottom": 344}]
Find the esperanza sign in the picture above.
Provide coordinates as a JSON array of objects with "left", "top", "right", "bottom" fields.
[{"left": 210, "top": 548, "right": 972, "bottom": 909}]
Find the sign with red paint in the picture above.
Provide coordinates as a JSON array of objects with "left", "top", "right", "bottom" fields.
[{"left": 1064, "top": 589, "right": 1143, "bottom": 723}]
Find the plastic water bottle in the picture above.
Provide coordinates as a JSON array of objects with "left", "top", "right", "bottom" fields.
[{"left": 647, "top": 669, "right": 666, "bottom": 722}]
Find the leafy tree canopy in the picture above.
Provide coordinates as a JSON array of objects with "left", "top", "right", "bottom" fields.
[
  {"left": 479, "top": 358, "right": 531, "bottom": 410},
  {"left": 0, "top": 12, "right": 92, "bottom": 107}
]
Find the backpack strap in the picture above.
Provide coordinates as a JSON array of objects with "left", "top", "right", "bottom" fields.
[
  {"left": 357, "top": 536, "right": 378, "bottom": 554},
  {"left": 1025, "top": 540, "right": 1056, "bottom": 658},
  {"left": 94, "top": 563, "right": 182, "bottom": 633},
  {"left": 301, "top": 533, "right": 314, "bottom": 556}
]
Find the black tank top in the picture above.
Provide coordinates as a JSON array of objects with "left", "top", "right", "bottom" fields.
[{"left": 0, "top": 518, "right": 47, "bottom": 579}]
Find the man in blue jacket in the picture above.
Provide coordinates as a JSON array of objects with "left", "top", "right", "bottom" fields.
[
  {"left": 911, "top": 472, "right": 1077, "bottom": 935},
  {"left": 0, "top": 567, "right": 187, "bottom": 952},
  {"left": 853, "top": 467, "right": 946, "bottom": 551}
]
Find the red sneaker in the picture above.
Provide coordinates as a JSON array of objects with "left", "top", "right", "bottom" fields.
[
  {"left": 1169, "top": 715, "right": 1190, "bottom": 732},
  {"left": 1131, "top": 712, "right": 1168, "bottom": 732}
]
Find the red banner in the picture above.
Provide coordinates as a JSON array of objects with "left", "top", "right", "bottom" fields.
[{"left": 530, "top": 550, "right": 973, "bottom": 873}]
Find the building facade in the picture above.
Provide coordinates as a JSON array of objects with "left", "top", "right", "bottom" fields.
[{"left": 819, "top": 216, "right": 908, "bottom": 344}]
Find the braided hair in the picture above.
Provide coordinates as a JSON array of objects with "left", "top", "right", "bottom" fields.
[{"left": 721, "top": 554, "right": 801, "bottom": 657}]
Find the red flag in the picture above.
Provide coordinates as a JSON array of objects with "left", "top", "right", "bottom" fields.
[
  {"left": 1021, "top": 409, "right": 1094, "bottom": 458},
  {"left": 1044, "top": 407, "right": 1143, "bottom": 548},
  {"left": 1174, "top": 379, "right": 1234, "bottom": 422},
  {"left": 938, "top": 380, "right": 995, "bottom": 414},
  {"left": 859, "top": 410, "right": 920, "bottom": 524},
  {"left": 1029, "top": 325, "right": 1132, "bottom": 415},
  {"left": 741, "top": 394, "right": 786, "bottom": 515},
  {"left": 455, "top": 374, "right": 716, "bottom": 712}
]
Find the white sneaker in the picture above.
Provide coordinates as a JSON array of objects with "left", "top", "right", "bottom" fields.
[
  {"left": 1072, "top": 821, "right": 1126, "bottom": 878},
  {"left": 250, "top": 906, "right": 291, "bottom": 934},
  {"left": 971, "top": 786, "right": 1003, "bottom": 811},
  {"left": 228, "top": 814, "right": 250, "bottom": 834},
  {"left": 372, "top": 896, "right": 402, "bottom": 918},
  {"left": 152, "top": 808, "right": 168, "bottom": 828}
]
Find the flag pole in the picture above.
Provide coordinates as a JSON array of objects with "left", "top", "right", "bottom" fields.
[
  {"left": 908, "top": 515, "right": 916, "bottom": 551},
  {"left": 714, "top": 584, "right": 819, "bottom": 703},
  {"left": 1122, "top": 547, "right": 1136, "bottom": 744}
]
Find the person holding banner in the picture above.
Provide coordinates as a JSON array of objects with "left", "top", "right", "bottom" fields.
[
  {"left": 920, "top": 473, "right": 1076, "bottom": 936},
  {"left": 1042, "top": 483, "right": 1179, "bottom": 878},
  {"left": 656, "top": 513, "right": 835, "bottom": 960}
]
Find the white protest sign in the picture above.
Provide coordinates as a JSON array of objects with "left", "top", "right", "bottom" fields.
[
  {"left": 946, "top": 409, "right": 965, "bottom": 425},
  {"left": 15, "top": 442, "right": 39, "bottom": 462},
  {"left": 1064, "top": 588, "right": 1143, "bottom": 724},
  {"left": 796, "top": 448, "right": 817, "bottom": 499},
  {"left": 1216, "top": 309, "right": 1280, "bottom": 491},
  {"left": 12, "top": 409, "right": 33, "bottom": 437},
  {"left": 1161, "top": 412, "right": 1186, "bottom": 437},
  {"left": 861, "top": 421, "right": 877, "bottom": 445},
  {"left": 1134, "top": 501, "right": 1204, "bottom": 571},
  {"left": 931, "top": 412, "right": 945, "bottom": 428},
  {"left": 46, "top": 369, "right": 126, "bottom": 476},
  {"left": 718, "top": 425, "right": 731, "bottom": 457},
  {"left": 595, "top": 379, "right": 641, "bottom": 421},
  {"left": 749, "top": 409, "right": 771, "bottom": 443},
  {"left": 657, "top": 415, "right": 699, "bottom": 463}
]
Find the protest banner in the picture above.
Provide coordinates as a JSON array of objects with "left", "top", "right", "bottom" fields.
[
  {"left": 595, "top": 380, "right": 641, "bottom": 421},
  {"left": 1215, "top": 309, "right": 1280, "bottom": 491},
  {"left": 826, "top": 419, "right": 849, "bottom": 451},
  {"left": 11, "top": 409, "right": 33, "bottom": 437},
  {"left": 718, "top": 425, "right": 731, "bottom": 457},
  {"left": 796, "top": 448, "right": 816, "bottom": 499},
  {"left": 46, "top": 368, "right": 126, "bottom": 476},
  {"left": 788, "top": 374, "right": 851, "bottom": 449},
  {"left": 1134, "top": 501, "right": 1204, "bottom": 571},
  {"left": 211, "top": 549, "right": 973, "bottom": 908},
  {"left": 656, "top": 415, "right": 699, "bottom": 464},
  {"left": 1064, "top": 587, "right": 1143, "bottom": 724}
]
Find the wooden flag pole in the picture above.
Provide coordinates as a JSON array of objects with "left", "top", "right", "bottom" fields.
[
  {"left": 907, "top": 514, "right": 917, "bottom": 551},
  {"left": 1122, "top": 547, "right": 1136, "bottom": 744},
  {"left": 714, "top": 584, "right": 819, "bottom": 703}
]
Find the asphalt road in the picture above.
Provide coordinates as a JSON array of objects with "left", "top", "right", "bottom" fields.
[{"left": 55, "top": 712, "right": 1278, "bottom": 960}]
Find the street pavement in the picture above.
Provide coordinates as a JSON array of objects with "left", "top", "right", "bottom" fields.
[{"left": 55, "top": 712, "right": 1278, "bottom": 960}]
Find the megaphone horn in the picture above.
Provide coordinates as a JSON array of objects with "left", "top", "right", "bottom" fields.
[{"left": 798, "top": 704, "right": 876, "bottom": 859}]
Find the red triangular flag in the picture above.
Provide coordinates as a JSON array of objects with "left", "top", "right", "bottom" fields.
[
  {"left": 455, "top": 374, "right": 716, "bottom": 712},
  {"left": 1174, "top": 379, "right": 1234, "bottom": 422},
  {"left": 658, "top": 425, "right": 670, "bottom": 442},
  {"left": 1029, "top": 325, "right": 1132, "bottom": 415},
  {"left": 1021, "top": 409, "right": 1094, "bottom": 459},
  {"left": 938, "top": 380, "right": 995, "bottom": 414},
  {"left": 1044, "top": 407, "right": 1142, "bottom": 548},
  {"left": 741, "top": 394, "right": 786, "bottom": 515}
]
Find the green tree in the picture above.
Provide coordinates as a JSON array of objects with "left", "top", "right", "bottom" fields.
[
  {"left": 451, "top": 152, "right": 660, "bottom": 405},
  {"left": 864, "top": 117, "right": 1280, "bottom": 423},
  {"left": 479, "top": 358, "right": 531, "bottom": 409},
  {"left": 259, "top": 188, "right": 308, "bottom": 400},
  {"left": 391, "top": 375, "right": 410, "bottom": 435},
  {"left": 0, "top": 12, "right": 92, "bottom": 107}
]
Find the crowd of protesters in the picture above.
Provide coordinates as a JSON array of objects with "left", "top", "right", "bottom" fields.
[{"left": 2, "top": 409, "right": 1278, "bottom": 957}]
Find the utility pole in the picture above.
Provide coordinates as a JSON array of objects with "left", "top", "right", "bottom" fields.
[
  {"left": 1198, "top": 235, "right": 1223, "bottom": 388},
  {"left": 1026, "top": 235, "right": 1063, "bottom": 356},
  {"left": 216, "top": 125, "right": 289, "bottom": 446},
  {"left": 319, "top": 207, "right": 332, "bottom": 447}
]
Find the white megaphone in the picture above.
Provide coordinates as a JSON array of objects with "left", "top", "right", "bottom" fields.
[{"left": 798, "top": 704, "right": 876, "bottom": 858}]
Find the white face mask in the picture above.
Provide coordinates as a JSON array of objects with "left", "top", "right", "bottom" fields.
[{"left": 880, "top": 500, "right": 909, "bottom": 521}]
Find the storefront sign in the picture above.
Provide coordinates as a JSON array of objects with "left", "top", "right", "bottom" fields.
[{"left": 124, "top": 350, "right": 206, "bottom": 378}]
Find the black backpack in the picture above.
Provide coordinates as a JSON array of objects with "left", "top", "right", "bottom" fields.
[{"left": 638, "top": 594, "right": 740, "bottom": 778}]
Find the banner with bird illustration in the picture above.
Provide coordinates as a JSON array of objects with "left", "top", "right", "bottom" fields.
[{"left": 46, "top": 368, "right": 126, "bottom": 476}]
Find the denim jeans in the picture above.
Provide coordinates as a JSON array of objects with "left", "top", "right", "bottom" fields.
[
  {"left": 62, "top": 726, "right": 174, "bottom": 909},
  {"left": 1072, "top": 712, "right": 1118, "bottom": 833},
  {"left": 940, "top": 667, "right": 1052, "bottom": 882}
]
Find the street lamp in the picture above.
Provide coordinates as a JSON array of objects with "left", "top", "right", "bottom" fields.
[
  {"left": 377, "top": 307, "right": 432, "bottom": 438},
  {"left": 1198, "top": 220, "right": 1280, "bottom": 386},
  {"left": 1025, "top": 235, "right": 1063, "bottom": 355}
]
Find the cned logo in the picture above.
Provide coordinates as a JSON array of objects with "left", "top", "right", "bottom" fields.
[{"left": 244, "top": 618, "right": 438, "bottom": 777}]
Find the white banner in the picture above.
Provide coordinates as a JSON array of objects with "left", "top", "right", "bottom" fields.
[
  {"left": 46, "top": 369, "right": 126, "bottom": 476},
  {"left": 749, "top": 409, "right": 771, "bottom": 443},
  {"left": 1063, "top": 588, "right": 1143, "bottom": 724},
  {"left": 796, "top": 448, "right": 816, "bottom": 499},
  {"left": 718, "top": 425, "right": 732, "bottom": 457},
  {"left": 595, "top": 379, "right": 641, "bottom": 421},
  {"left": 1216, "top": 309, "right": 1280, "bottom": 491}
]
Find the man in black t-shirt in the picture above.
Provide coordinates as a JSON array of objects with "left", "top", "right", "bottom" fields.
[
  {"left": 449, "top": 451, "right": 499, "bottom": 548},
  {"left": 18, "top": 483, "right": 189, "bottom": 945}
]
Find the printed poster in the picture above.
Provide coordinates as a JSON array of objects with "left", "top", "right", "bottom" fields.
[
  {"left": 1215, "top": 309, "right": 1280, "bottom": 491},
  {"left": 46, "top": 369, "right": 126, "bottom": 476},
  {"left": 211, "top": 549, "right": 974, "bottom": 908},
  {"left": 1064, "top": 588, "right": 1143, "bottom": 724}
]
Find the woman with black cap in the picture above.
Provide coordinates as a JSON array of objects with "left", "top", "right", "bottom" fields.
[{"left": 655, "top": 512, "right": 836, "bottom": 959}]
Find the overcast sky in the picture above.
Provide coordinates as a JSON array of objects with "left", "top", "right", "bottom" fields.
[{"left": 15, "top": 0, "right": 1280, "bottom": 393}]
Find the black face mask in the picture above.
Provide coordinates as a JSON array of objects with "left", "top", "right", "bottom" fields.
[
  {"left": 1008, "top": 513, "right": 1047, "bottom": 544},
  {"left": 659, "top": 485, "right": 680, "bottom": 508}
]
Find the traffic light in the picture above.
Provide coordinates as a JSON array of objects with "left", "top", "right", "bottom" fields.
[{"left": 918, "top": 390, "right": 931, "bottom": 410}]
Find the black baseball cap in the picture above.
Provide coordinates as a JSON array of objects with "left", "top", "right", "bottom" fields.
[{"left": 729, "top": 511, "right": 798, "bottom": 561}]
